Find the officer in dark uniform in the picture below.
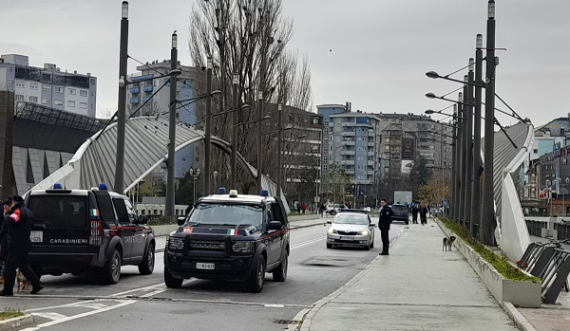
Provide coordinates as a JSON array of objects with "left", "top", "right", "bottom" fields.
[
  {"left": 0, "top": 199, "right": 12, "bottom": 280},
  {"left": 0, "top": 196, "right": 42, "bottom": 296},
  {"left": 378, "top": 198, "right": 393, "bottom": 256}
]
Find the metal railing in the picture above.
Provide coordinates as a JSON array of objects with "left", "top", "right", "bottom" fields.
[
  {"left": 525, "top": 219, "right": 548, "bottom": 237},
  {"left": 554, "top": 223, "right": 570, "bottom": 240}
]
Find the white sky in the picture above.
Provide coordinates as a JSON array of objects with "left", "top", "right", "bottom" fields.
[{"left": 2, "top": 0, "right": 569, "bottom": 127}]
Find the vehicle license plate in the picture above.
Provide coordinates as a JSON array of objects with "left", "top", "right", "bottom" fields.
[
  {"left": 30, "top": 231, "right": 43, "bottom": 243},
  {"left": 196, "top": 262, "right": 215, "bottom": 270},
  {"left": 339, "top": 236, "right": 353, "bottom": 240}
]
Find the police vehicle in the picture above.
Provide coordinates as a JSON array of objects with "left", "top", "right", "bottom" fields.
[
  {"left": 164, "top": 188, "right": 290, "bottom": 293},
  {"left": 25, "top": 183, "right": 156, "bottom": 284}
]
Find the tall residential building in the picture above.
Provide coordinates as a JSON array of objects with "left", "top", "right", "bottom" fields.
[
  {"left": 127, "top": 60, "right": 202, "bottom": 179},
  {"left": 325, "top": 111, "right": 382, "bottom": 201},
  {"left": 317, "top": 103, "right": 348, "bottom": 194},
  {"left": 0, "top": 54, "right": 97, "bottom": 117}
]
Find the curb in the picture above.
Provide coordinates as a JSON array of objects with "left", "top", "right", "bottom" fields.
[
  {"left": 0, "top": 314, "right": 34, "bottom": 331},
  {"left": 501, "top": 302, "right": 537, "bottom": 331},
  {"left": 289, "top": 228, "right": 406, "bottom": 331},
  {"left": 434, "top": 218, "right": 539, "bottom": 331}
]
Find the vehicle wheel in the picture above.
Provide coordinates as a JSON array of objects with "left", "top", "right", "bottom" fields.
[
  {"left": 138, "top": 243, "right": 155, "bottom": 275},
  {"left": 102, "top": 249, "right": 121, "bottom": 285},
  {"left": 164, "top": 266, "right": 183, "bottom": 288},
  {"left": 327, "top": 244, "right": 333, "bottom": 249},
  {"left": 246, "top": 256, "right": 265, "bottom": 293},
  {"left": 330, "top": 211, "right": 336, "bottom": 216},
  {"left": 370, "top": 240, "right": 374, "bottom": 249},
  {"left": 272, "top": 252, "right": 288, "bottom": 282},
  {"left": 405, "top": 220, "right": 409, "bottom": 225}
]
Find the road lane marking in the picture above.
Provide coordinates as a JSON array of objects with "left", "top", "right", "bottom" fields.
[
  {"left": 32, "top": 312, "right": 67, "bottom": 321},
  {"left": 21, "top": 300, "right": 135, "bottom": 331},
  {"left": 107, "top": 282, "right": 165, "bottom": 297},
  {"left": 139, "top": 289, "right": 166, "bottom": 298},
  {"left": 25, "top": 299, "right": 126, "bottom": 312},
  {"left": 264, "top": 304, "right": 285, "bottom": 308},
  {"left": 292, "top": 237, "right": 325, "bottom": 250}
]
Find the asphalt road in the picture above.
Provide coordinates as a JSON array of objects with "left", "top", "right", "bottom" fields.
[{"left": 1, "top": 218, "right": 407, "bottom": 331}]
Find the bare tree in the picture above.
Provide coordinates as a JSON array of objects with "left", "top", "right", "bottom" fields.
[
  {"left": 127, "top": 101, "right": 163, "bottom": 117},
  {"left": 188, "top": 0, "right": 313, "bottom": 193}
]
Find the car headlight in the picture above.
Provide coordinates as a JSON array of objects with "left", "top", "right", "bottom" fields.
[
  {"left": 232, "top": 241, "right": 255, "bottom": 254},
  {"left": 168, "top": 237, "right": 184, "bottom": 250},
  {"left": 328, "top": 228, "right": 337, "bottom": 234},
  {"left": 359, "top": 230, "right": 369, "bottom": 236}
]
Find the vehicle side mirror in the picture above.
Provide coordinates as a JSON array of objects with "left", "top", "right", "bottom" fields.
[
  {"left": 177, "top": 217, "right": 186, "bottom": 226},
  {"left": 370, "top": 223, "right": 376, "bottom": 227},
  {"left": 326, "top": 220, "right": 332, "bottom": 224},
  {"left": 268, "top": 221, "right": 282, "bottom": 230},
  {"left": 138, "top": 215, "right": 148, "bottom": 224}
]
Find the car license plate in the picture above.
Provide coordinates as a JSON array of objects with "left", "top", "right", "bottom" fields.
[
  {"left": 196, "top": 262, "right": 215, "bottom": 270},
  {"left": 340, "top": 236, "right": 353, "bottom": 240},
  {"left": 30, "top": 231, "right": 43, "bottom": 243}
]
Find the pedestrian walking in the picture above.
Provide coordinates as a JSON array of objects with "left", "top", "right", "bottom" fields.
[
  {"left": 378, "top": 198, "right": 393, "bottom": 256},
  {"left": 301, "top": 203, "right": 307, "bottom": 215},
  {"left": 0, "top": 199, "right": 12, "bottom": 282},
  {"left": 0, "top": 196, "right": 42, "bottom": 296},
  {"left": 419, "top": 204, "right": 428, "bottom": 225},
  {"left": 412, "top": 203, "right": 419, "bottom": 224},
  {"left": 319, "top": 203, "right": 326, "bottom": 218}
]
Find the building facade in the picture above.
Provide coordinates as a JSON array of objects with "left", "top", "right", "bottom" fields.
[
  {"left": 0, "top": 54, "right": 97, "bottom": 117},
  {"left": 127, "top": 60, "right": 202, "bottom": 179}
]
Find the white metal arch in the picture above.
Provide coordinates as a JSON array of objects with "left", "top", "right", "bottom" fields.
[{"left": 25, "top": 116, "right": 289, "bottom": 212}]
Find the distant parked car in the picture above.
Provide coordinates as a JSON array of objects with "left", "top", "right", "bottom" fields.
[
  {"left": 326, "top": 203, "right": 346, "bottom": 216},
  {"left": 390, "top": 204, "right": 409, "bottom": 224}
]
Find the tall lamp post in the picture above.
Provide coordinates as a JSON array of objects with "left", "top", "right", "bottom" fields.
[
  {"left": 165, "top": 31, "right": 178, "bottom": 222},
  {"left": 114, "top": 1, "right": 129, "bottom": 194},
  {"left": 213, "top": 171, "right": 219, "bottom": 190}
]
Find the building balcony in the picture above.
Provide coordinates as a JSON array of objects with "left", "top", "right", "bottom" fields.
[
  {"left": 368, "top": 160, "right": 375, "bottom": 166},
  {"left": 368, "top": 131, "right": 375, "bottom": 136},
  {"left": 341, "top": 141, "right": 355, "bottom": 146},
  {"left": 345, "top": 170, "right": 355, "bottom": 174},
  {"left": 340, "top": 151, "right": 355, "bottom": 156},
  {"left": 367, "top": 151, "right": 375, "bottom": 156},
  {"left": 130, "top": 97, "right": 140, "bottom": 104},
  {"left": 130, "top": 87, "right": 140, "bottom": 94},
  {"left": 340, "top": 160, "right": 355, "bottom": 165},
  {"left": 367, "top": 142, "right": 375, "bottom": 146},
  {"left": 341, "top": 131, "right": 355, "bottom": 136},
  {"left": 143, "top": 85, "right": 154, "bottom": 92}
]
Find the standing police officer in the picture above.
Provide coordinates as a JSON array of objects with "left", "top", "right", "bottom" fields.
[
  {"left": 378, "top": 198, "right": 393, "bottom": 256},
  {"left": 0, "top": 196, "right": 42, "bottom": 296}
]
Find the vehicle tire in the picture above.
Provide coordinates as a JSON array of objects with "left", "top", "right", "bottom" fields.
[
  {"left": 164, "top": 267, "right": 183, "bottom": 288},
  {"left": 272, "top": 252, "right": 288, "bottom": 282},
  {"left": 246, "top": 256, "right": 265, "bottom": 293},
  {"left": 138, "top": 243, "right": 155, "bottom": 275},
  {"left": 370, "top": 239, "right": 374, "bottom": 249},
  {"left": 330, "top": 211, "right": 336, "bottom": 216},
  {"left": 327, "top": 244, "right": 333, "bottom": 249},
  {"left": 102, "top": 249, "right": 121, "bottom": 285},
  {"left": 405, "top": 220, "right": 409, "bottom": 225}
]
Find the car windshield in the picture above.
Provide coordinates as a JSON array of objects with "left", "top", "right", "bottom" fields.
[
  {"left": 185, "top": 203, "right": 263, "bottom": 226},
  {"left": 392, "top": 205, "right": 407, "bottom": 210},
  {"left": 333, "top": 214, "right": 368, "bottom": 225},
  {"left": 27, "top": 195, "right": 89, "bottom": 229}
]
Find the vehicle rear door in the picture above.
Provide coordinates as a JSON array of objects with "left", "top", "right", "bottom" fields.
[
  {"left": 270, "top": 201, "right": 287, "bottom": 258},
  {"left": 27, "top": 192, "right": 91, "bottom": 253},
  {"left": 124, "top": 199, "right": 146, "bottom": 258},
  {"left": 112, "top": 197, "right": 135, "bottom": 259}
]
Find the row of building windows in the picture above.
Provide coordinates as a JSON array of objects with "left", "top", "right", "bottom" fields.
[
  {"left": 15, "top": 81, "right": 90, "bottom": 97},
  {"left": 15, "top": 94, "right": 87, "bottom": 108}
]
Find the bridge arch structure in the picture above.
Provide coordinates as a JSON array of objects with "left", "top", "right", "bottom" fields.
[{"left": 26, "top": 116, "right": 290, "bottom": 213}]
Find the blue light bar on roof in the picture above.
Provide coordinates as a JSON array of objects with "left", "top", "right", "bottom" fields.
[
  {"left": 53, "top": 183, "right": 63, "bottom": 190},
  {"left": 99, "top": 183, "right": 108, "bottom": 190},
  {"left": 260, "top": 189, "right": 269, "bottom": 197},
  {"left": 218, "top": 187, "right": 227, "bottom": 194}
]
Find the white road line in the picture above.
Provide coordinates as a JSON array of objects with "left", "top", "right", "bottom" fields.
[
  {"left": 21, "top": 300, "right": 135, "bottom": 331},
  {"left": 26, "top": 300, "right": 124, "bottom": 312},
  {"left": 32, "top": 312, "right": 67, "bottom": 321},
  {"left": 139, "top": 289, "right": 166, "bottom": 298},
  {"left": 264, "top": 304, "right": 285, "bottom": 308},
  {"left": 107, "top": 283, "right": 165, "bottom": 297}
]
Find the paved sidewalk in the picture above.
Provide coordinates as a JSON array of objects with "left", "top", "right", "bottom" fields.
[{"left": 299, "top": 221, "right": 519, "bottom": 331}]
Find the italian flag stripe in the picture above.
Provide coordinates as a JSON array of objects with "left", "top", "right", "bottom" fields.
[
  {"left": 227, "top": 229, "right": 238, "bottom": 235},
  {"left": 90, "top": 209, "right": 99, "bottom": 217}
]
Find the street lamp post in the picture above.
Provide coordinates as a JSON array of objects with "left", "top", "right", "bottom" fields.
[
  {"left": 204, "top": 57, "right": 213, "bottom": 196},
  {"left": 114, "top": 1, "right": 129, "bottom": 194},
  {"left": 465, "top": 62, "right": 475, "bottom": 234},
  {"left": 458, "top": 92, "right": 465, "bottom": 225},
  {"left": 352, "top": 185, "right": 356, "bottom": 207},
  {"left": 257, "top": 91, "right": 263, "bottom": 193},
  {"left": 189, "top": 168, "right": 201, "bottom": 203},
  {"left": 277, "top": 104, "right": 283, "bottom": 199},
  {"left": 482, "top": 0, "right": 497, "bottom": 245},
  {"left": 231, "top": 74, "right": 239, "bottom": 190},
  {"left": 213, "top": 171, "right": 218, "bottom": 191},
  {"left": 472, "top": 35, "right": 484, "bottom": 235},
  {"left": 451, "top": 105, "right": 458, "bottom": 220},
  {"left": 165, "top": 31, "right": 178, "bottom": 222}
]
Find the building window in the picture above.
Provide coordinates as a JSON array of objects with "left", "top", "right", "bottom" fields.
[
  {"left": 15, "top": 94, "right": 24, "bottom": 101},
  {"left": 80, "top": 90, "right": 88, "bottom": 97},
  {"left": 42, "top": 85, "right": 51, "bottom": 92},
  {"left": 79, "top": 102, "right": 87, "bottom": 109},
  {"left": 55, "top": 86, "right": 64, "bottom": 93},
  {"left": 42, "top": 98, "right": 50, "bottom": 105},
  {"left": 68, "top": 88, "right": 76, "bottom": 95},
  {"left": 15, "top": 81, "right": 25, "bottom": 88},
  {"left": 67, "top": 100, "right": 76, "bottom": 107},
  {"left": 29, "top": 96, "right": 38, "bottom": 103},
  {"left": 30, "top": 83, "right": 38, "bottom": 90},
  {"left": 91, "top": 78, "right": 96, "bottom": 85},
  {"left": 54, "top": 99, "right": 63, "bottom": 105}
]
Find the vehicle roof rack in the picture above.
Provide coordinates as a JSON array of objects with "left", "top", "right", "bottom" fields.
[{"left": 338, "top": 208, "right": 368, "bottom": 214}]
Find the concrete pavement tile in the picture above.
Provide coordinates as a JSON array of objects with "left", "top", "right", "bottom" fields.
[
  {"left": 518, "top": 308, "right": 570, "bottom": 331},
  {"left": 306, "top": 302, "right": 518, "bottom": 331}
]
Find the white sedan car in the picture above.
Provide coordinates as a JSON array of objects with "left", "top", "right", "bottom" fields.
[{"left": 326, "top": 212, "right": 376, "bottom": 250}]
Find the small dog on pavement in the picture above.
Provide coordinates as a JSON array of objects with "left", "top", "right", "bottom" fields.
[
  {"left": 16, "top": 269, "right": 31, "bottom": 292},
  {"left": 442, "top": 236, "right": 456, "bottom": 251}
]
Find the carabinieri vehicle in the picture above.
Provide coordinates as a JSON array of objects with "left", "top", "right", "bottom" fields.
[
  {"left": 164, "top": 188, "right": 290, "bottom": 293},
  {"left": 25, "top": 183, "right": 156, "bottom": 284}
]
